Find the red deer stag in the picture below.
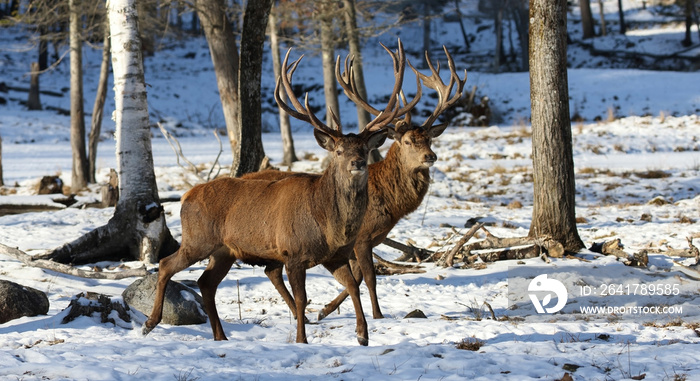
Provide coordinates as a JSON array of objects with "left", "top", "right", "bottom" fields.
[
  {"left": 245, "top": 44, "right": 466, "bottom": 321},
  {"left": 142, "top": 49, "right": 404, "bottom": 346}
]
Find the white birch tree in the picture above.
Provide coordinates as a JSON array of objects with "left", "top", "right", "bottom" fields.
[{"left": 38, "top": 0, "right": 177, "bottom": 264}]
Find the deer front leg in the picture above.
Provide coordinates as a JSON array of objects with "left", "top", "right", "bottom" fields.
[
  {"left": 197, "top": 250, "right": 236, "bottom": 341},
  {"left": 323, "top": 259, "right": 368, "bottom": 346},
  {"left": 354, "top": 240, "right": 384, "bottom": 319},
  {"left": 143, "top": 248, "right": 197, "bottom": 336},
  {"left": 318, "top": 257, "right": 361, "bottom": 320},
  {"left": 285, "top": 262, "right": 308, "bottom": 344}
]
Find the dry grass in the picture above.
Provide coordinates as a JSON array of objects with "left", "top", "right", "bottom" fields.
[
  {"left": 635, "top": 170, "right": 671, "bottom": 179},
  {"left": 456, "top": 337, "right": 485, "bottom": 351}
]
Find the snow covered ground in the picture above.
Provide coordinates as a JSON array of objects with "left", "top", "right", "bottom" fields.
[{"left": 1, "top": 2, "right": 700, "bottom": 380}]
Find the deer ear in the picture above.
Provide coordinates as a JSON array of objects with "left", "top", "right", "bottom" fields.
[
  {"left": 428, "top": 123, "right": 448, "bottom": 138},
  {"left": 367, "top": 129, "right": 388, "bottom": 150},
  {"left": 314, "top": 129, "right": 336, "bottom": 151},
  {"left": 386, "top": 126, "right": 400, "bottom": 140}
]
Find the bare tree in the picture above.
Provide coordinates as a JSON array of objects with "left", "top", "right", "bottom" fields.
[
  {"left": 88, "top": 15, "right": 110, "bottom": 183},
  {"left": 682, "top": 0, "right": 694, "bottom": 46},
  {"left": 234, "top": 0, "right": 272, "bottom": 176},
  {"left": 579, "top": 0, "right": 594, "bottom": 39},
  {"left": 27, "top": 62, "right": 42, "bottom": 110},
  {"left": 37, "top": 0, "right": 178, "bottom": 265},
  {"left": 598, "top": 0, "right": 607, "bottom": 36},
  {"left": 318, "top": 1, "right": 341, "bottom": 129},
  {"left": 269, "top": 1, "right": 297, "bottom": 166},
  {"left": 342, "top": 0, "right": 371, "bottom": 132},
  {"left": 617, "top": 0, "right": 626, "bottom": 35},
  {"left": 69, "top": 0, "right": 88, "bottom": 191},
  {"left": 195, "top": 0, "right": 271, "bottom": 177},
  {"left": 528, "top": 0, "right": 584, "bottom": 252},
  {"left": 0, "top": 135, "right": 3, "bottom": 187}
]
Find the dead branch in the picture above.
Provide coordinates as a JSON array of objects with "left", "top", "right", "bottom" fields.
[
  {"left": 482, "top": 301, "right": 496, "bottom": 321},
  {"left": 382, "top": 237, "right": 434, "bottom": 263},
  {"left": 689, "top": 237, "right": 699, "bottom": 265},
  {"left": 372, "top": 253, "right": 425, "bottom": 275},
  {"left": 438, "top": 222, "right": 483, "bottom": 267},
  {"left": 158, "top": 123, "right": 223, "bottom": 185},
  {"left": 0, "top": 243, "right": 149, "bottom": 280}
]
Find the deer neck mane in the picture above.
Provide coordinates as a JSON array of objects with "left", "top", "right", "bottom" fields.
[
  {"left": 371, "top": 142, "right": 431, "bottom": 215},
  {"left": 313, "top": 160, "right": 369, "bottom": 247}
]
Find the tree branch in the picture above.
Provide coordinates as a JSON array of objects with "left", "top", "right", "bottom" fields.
[{"left": 0, "top": 243, "right": 149, "bottom": 279}]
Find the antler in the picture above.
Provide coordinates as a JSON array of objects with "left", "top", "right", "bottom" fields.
[
  {"left": 335, "top": 39, "right": 421, "bottom": 131},
  {"left": 408, "top": 45, "right": 467, "bottom": 129},
  {"left": 275, "top": 49, "right": 340, "bottom": 136}
]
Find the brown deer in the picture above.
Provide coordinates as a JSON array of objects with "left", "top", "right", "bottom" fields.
[
  {"left": 245, "top": 45, "right": 467, "bottom": 321},
  {"left": 142, "top": 48, "right": 407, "bottom": 346}
]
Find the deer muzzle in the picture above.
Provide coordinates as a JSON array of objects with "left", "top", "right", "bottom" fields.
[
  {"left": 422, "top": 152, "right": 437, "bottom": 167},
  {"left": 349, "top": 159, "right": 367, "bottom": 176}
]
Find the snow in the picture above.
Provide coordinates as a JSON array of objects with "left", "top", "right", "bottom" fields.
[{"left": 1, "top": 2, "right": 700, "bottom": 380}]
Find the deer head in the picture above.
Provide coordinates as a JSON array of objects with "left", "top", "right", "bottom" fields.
[{"left": 276, "top": 49, "right": 394, "bottom": 178}]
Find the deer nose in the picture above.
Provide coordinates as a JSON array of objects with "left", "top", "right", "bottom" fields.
[
  {"left": 349, "top": 159, "right": 367, "bottom": 175},
  {"left": 351, "top": 159, "right": 366, "bottom": 169},
  {"left": 423, "top": 153, "right": 437, "bottom": 166}
]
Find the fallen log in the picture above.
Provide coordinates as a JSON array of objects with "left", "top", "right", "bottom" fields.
[
  {"left": 372, "top": 253, "right": 425, "bottom": 275},
  {"left": 0, "top": 243, "right": 149, "bottom": 280},
  {"left": 382, "top": 237, "right": 434, "bottom": 263}
]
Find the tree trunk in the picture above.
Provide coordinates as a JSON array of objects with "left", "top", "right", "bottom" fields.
[
  {"left": 494, "top": 5, "right": 504, "bottom": 72},
  {"left": 342, "top": 0, "right": 381, "bottom": 163},
  {"left": 511, "top": 0, "right": 529, "bottom": 71},
  {"left": 528, "top": 0, "right": 584, "bottom": 253},
  {"left": 69, "top": 0, "right": 88, "bottom": 192},
  {"left": 422, "top": 2, "right": 431, "bottom": 69},
  {"left": 269, "top": 2, "right": 298, "bottom": 166},
  {"left": 37, "top": 0, "right": 178, "bottom": 265},
  {"left": 27, "top": 62, "right": 42, "bottom": 110},
  {"left": 88, "top": 18, "right": 111, "bottom": 183},
  {"left": 319, "top": 4, "right": 341, "bottom": 130},
  {"left": 231, "top": 0, "right": 271, "bottom": 177},
  {"left": 454, "top": 0, "right": 471, "bottom": 52},
  {"left": 342, "top": 0, "right": 370, "bottom": 132},
  {"left": 617, "top": 0, "right": 626, "bottom": 35},
  {"left": 38, "top": 24, "right": 48, "bottom": 71},
  {"left": 682, "top": 0, "right": 693, "bottom": 46},
  {"left": 0, "top": 135, "right": 3, "bottom": 187},
  {"left": 196, "top": 0, "right": 241, "bottom": 164},
  {"left": 598, "top": 0, "right": 607, "bottom": 36},
  {"left": 579, "top": 0, "right": 595, "bottom": 39}
]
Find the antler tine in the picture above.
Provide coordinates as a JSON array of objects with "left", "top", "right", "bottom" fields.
[
  {"left": 275, "top": 48, "right": 336, "bottom": 136},
  {"left": 416, "top": 45, "right": 467, "bottom": 128},
  {"left": 336, "top": 39, "right": 423, "bottom": 130},
  {"left": 365, "top": 94, "right": 401, "bottom": 132},
  {"left": 335, "top": 54, "right": 382, "bottom": 116}
]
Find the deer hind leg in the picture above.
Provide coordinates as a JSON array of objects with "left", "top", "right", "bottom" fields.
[
  {"left": 285, "top": 261, "right": 308, "bottom": 344},
  {"left": 317, "top": 258, "right": 360, "bottom": 321},
  {"left": 323, "top": 258, "right": 368, "bottom": 346},
  {"left": 143, "top": 246, "right": 202, "bottom": 336},
  {"left": 265, "top": 263, "right": 309, "bottom": 324},
  {"left": 197, "top": 248, "right": 236, "bottom": 341}
]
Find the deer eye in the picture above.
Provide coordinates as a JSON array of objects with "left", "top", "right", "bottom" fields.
[
  {"left": 404, "top": 139, "right": 411, "bottom": 146},
  {"left": 336, "top": 150, "right": 343, "bottom": 156}
]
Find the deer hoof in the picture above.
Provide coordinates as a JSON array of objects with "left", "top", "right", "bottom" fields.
[
  {"left": 141, "top": 324, "right": 154, "bottom": 336},
  {"left": 317, "top": 310, "right": 328, "bottom": 321},
  {"left": 357, "top": 335, "right": 368, "bottom": 346}
]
